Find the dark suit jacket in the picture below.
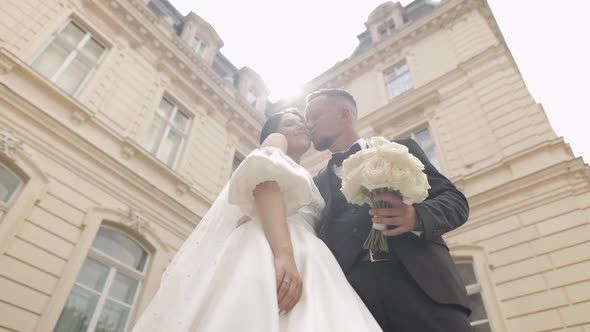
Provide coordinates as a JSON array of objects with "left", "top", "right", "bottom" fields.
[{"left": 314, "top": 138, "right": 470, "bottom": 311}]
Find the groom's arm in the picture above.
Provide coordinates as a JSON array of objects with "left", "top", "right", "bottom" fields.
[{"left": 395, "top": 138, "right": 469, "bottom": 241}]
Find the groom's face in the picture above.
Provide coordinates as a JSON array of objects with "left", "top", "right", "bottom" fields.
[{"left": 305, "top": 96, "right": 342, "bottom": 151}]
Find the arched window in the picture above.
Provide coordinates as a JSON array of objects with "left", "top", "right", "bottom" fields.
[
  {"left": 0, "top": 163, "right": 23, "bottom": 220},
  {"left": 54, "top": 226, "right": 149, "bottom": 332}
]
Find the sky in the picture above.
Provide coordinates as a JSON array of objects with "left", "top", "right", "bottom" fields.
[{"left": 169, "top": 0, "right": 589, "bottom": 161}]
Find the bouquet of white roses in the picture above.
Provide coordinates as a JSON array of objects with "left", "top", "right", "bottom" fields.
[{"left": 340, "top": 137, "right": 431, "bottom": 253}]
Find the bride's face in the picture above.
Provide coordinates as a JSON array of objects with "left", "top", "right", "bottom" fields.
[{"left": 276, "top": 113, "right": 311, "bottom": 153}]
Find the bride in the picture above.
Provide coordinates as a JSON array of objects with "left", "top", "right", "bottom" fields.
[{"left": 130, "top": 109, "right": 381, "bottom": 332}]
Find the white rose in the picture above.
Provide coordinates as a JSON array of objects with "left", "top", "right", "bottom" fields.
[
  {"left": 398, "top": 172, "right": 429, "bottom": 204},
  {"left": 360, "top": 156, "right": 392, "bottom": 190},
  {"left": 342, "top": 148, "right": 372, "bottom": 173},
  {"left": 388, "top": 163, "right": 412, "bottom": 184},
  {"left": 368, "top": 136, "right": 390, "bottom": 148},
  {"left": 408, "top": 153, "right": 425, "bottom": 171}
]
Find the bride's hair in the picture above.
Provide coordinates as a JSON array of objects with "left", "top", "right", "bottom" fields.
[{"left": 259, "top": 108, "right": 304, "bottom": 144}]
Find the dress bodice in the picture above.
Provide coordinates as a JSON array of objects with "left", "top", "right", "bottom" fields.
[{"left": 292, "top": 181, "right": 325, "bottom": 233}]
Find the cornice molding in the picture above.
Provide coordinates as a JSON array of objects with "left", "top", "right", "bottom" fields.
[
  {"left": 0, "top": 82, "right": 209, "bottom": 236},
  {"left": 452, "top": 153, "right": 589, "bottom": 234},
  {"left": 301, "top": 0, "right": 483, "bottom": 93},
  {"left": 81, "top": 0, "right": 264, "bottom": 128}
]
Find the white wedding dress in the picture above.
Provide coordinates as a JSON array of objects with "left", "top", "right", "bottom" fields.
[{"left": 131, "top": 147, "right": 381, "bottom": 332}]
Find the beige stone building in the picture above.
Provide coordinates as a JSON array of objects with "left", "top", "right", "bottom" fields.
[
  {"left": 0, "top": 0, "right": 588, "bottom": 331},
  {"left": 280, "top": 1, "right": 590, "bottom": 331},
  {"left": 0, "top": 0, "right": 266, "bottom": 331}
]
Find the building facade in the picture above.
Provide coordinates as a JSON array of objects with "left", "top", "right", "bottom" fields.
[
  {"left": 0, "top": 0, "right": 589, "bottom": 332},
  {"left": 277, "top": 1, "right": 590, "bottom": 331},
  {"left": 0, "top": 0, "right": 266, "bottom": 331}
]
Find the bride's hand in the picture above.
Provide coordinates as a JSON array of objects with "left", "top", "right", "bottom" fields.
[{"left": 274, "top": 251, "right": 303, "bottom": 315}]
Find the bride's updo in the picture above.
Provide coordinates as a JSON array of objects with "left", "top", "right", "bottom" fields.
[{"left": 259, "top": 108, "right": 304, "bottom": 144}]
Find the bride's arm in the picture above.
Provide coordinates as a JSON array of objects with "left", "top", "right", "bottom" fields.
[{"left": 253, "top": 133, "right": 302, "bottom": 315}]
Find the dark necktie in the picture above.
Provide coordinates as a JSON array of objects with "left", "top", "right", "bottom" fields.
[{"left": 331, "top": 142, "right": 362, "bottom": 167}]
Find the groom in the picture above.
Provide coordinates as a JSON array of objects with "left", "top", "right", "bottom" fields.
[{"left": 305, "top": 89, "right": 472, "bottom": 332}]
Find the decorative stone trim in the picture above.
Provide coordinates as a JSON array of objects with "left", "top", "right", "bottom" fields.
[
  {"left": 175, "top": 183, "right": 189, "bottom": 196},
  {"left": 121, "top": 208, "right": 152, "bottom": 234},
  {"left": 70, "top": 111, "right": 89, "bottom": 126},
  {"left": 0, "top": 129, "right": 25, "bottom": 160},
  {"left": 0, "top": 56, "right": 15, "bottom": 75}
]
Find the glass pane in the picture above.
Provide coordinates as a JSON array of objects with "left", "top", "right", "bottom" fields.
[
  {"left": 79, "top": 38, "right": 105, "bottom": 64},
  {"left": 76, "top": 257, "right": 109, "bottom": 292},
  {"left": 108, "top": 272, "right": 139, "bottom": 305},
  {"left": 54, "top": 284, "right": 99, "bottom": 332},
  {"left": 54, "top": 53, "right": 93, "bottom": 94},
  {"left": 472, "top": 322, "right": 492, "bottom": 332},
  {"left": 468, "top": 293, "right": 488, "bottom": 322},
  {"left": 198, "top": 44, "right": 207, "bottom": 57},
  {"left": 156, "top": 129, "right": 182, "bottom": 167},
  {"left": 92, "top": 228, "right": 148, "bottom": 271},
  {"left": 384, "top": 70, "right": 397, "bottom": 83},
  {"left": 426, "top": 151, "right": 439, "bottom": 170},
  {"left": 0, "top": 165, "right": 21, "bottom": 203},
  {"left": 32, "top": 41, "right": 71, "bottom": 79},
  {"left": 396, "top": 63, "right": 409, "bottom": 75},
  {"left": 95, "top": 300, "right": 130, "bottom": 332},
  {"left": 172, "top": 110, "right": 190, "bottom": 132},
  {"left": 142, "top": 117, "right": 167, "bottom": 153},
  {"left": 414, "top": 128, "right": 432, "bottom": 146},
  {"left": 157, "top": 99, "right": 174, "bottom": 118},
  {"left": 59, "top": 22, "right": 87, "bottom": 49},
  {"left": 232, "top": 155, "right": 243, "bottom": 173},
  {"left": 456, "top": 262, "right": 477, "bottom": 286}
]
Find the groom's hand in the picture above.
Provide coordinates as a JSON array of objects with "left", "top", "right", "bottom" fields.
[{"left": 369, "top": 193, "right": 419, "bottom": 237}]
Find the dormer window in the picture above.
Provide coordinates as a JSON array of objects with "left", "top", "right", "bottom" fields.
[
  {"left": 191, "top": 37, "right": 207, "bottom": 58},
  {"left": 378, "top": 19, "right": 396, "bottom": 37},
  {"left": 246, "top": 87, "right": 258, "bottom": 107}
]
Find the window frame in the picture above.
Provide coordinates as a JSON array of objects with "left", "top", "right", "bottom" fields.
[
  {"left": 0, "top": 163, "right": 24, "bottom": 219},
  {"left": 30, "top": 19, "right": 108, "bottom": 97},
  {"left": 409, "top": 127, "right": 440, "bottom": 171},
  {"left": 231, "top": 151, "right": 245, "bottom": 176},
  {"left": 143, "top": 96, "right": 193, "bottom": 169},
  {"left": 450, "top": 245, "right": 508, "bottom": 332},
  {"left": 379, "top": 19, "right": 396, "bottom": 37},
  {"left": 191, "top": 37, "right": 208, "bottom": 58},
  {"left": 245, "top": 87, "right": 258, "bottom": 107},
  {"left": 383, "top": 61, "right": 413, "bottom": 99},
  {"left": 455, "top": 258, "right": 492, "bottom": 330},
  {"left": 56, "top": 225, "right": 151, "bottom": 332}
]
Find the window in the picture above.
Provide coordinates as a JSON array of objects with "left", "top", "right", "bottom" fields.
[
  {"left": 31, "top": 21, "right": 106, "bottom": 95},
  {"left": 232, "top": 153, "right": 244, "bottom": 174},
  {"left": 455, "top": 260, "right": 492, "bottom": 332},
  {"left": 0, "top": 164, "right": 23, "bottom": 219},
  {"left": 142, "top": 98, "right": 191, "bottom": 168},
  {"left": 379, "top": 19, "right": 396, "bottom": 37},
  {"left": 384, "top": 61, "right": 412, "bottom": 99},
  {"left": 191, "top": 37, "right": 207, "bottom": 58},
  {"left": 411, "top": 128, "right": 439, "bottom": 170},
  {"left": 54, "top": 227, "right": 149, "bottom": 332},
  {"left": 245, "top": 87, "right": 258, "bottom": 107}
]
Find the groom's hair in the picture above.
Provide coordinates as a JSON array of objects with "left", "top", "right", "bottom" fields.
[{"left": 305, "top": 88, "right": 358, "bottom": 121}]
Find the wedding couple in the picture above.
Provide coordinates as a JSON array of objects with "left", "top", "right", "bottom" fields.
[{"left": 131, "top": 89, "right": 472, "bottom": 332}]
